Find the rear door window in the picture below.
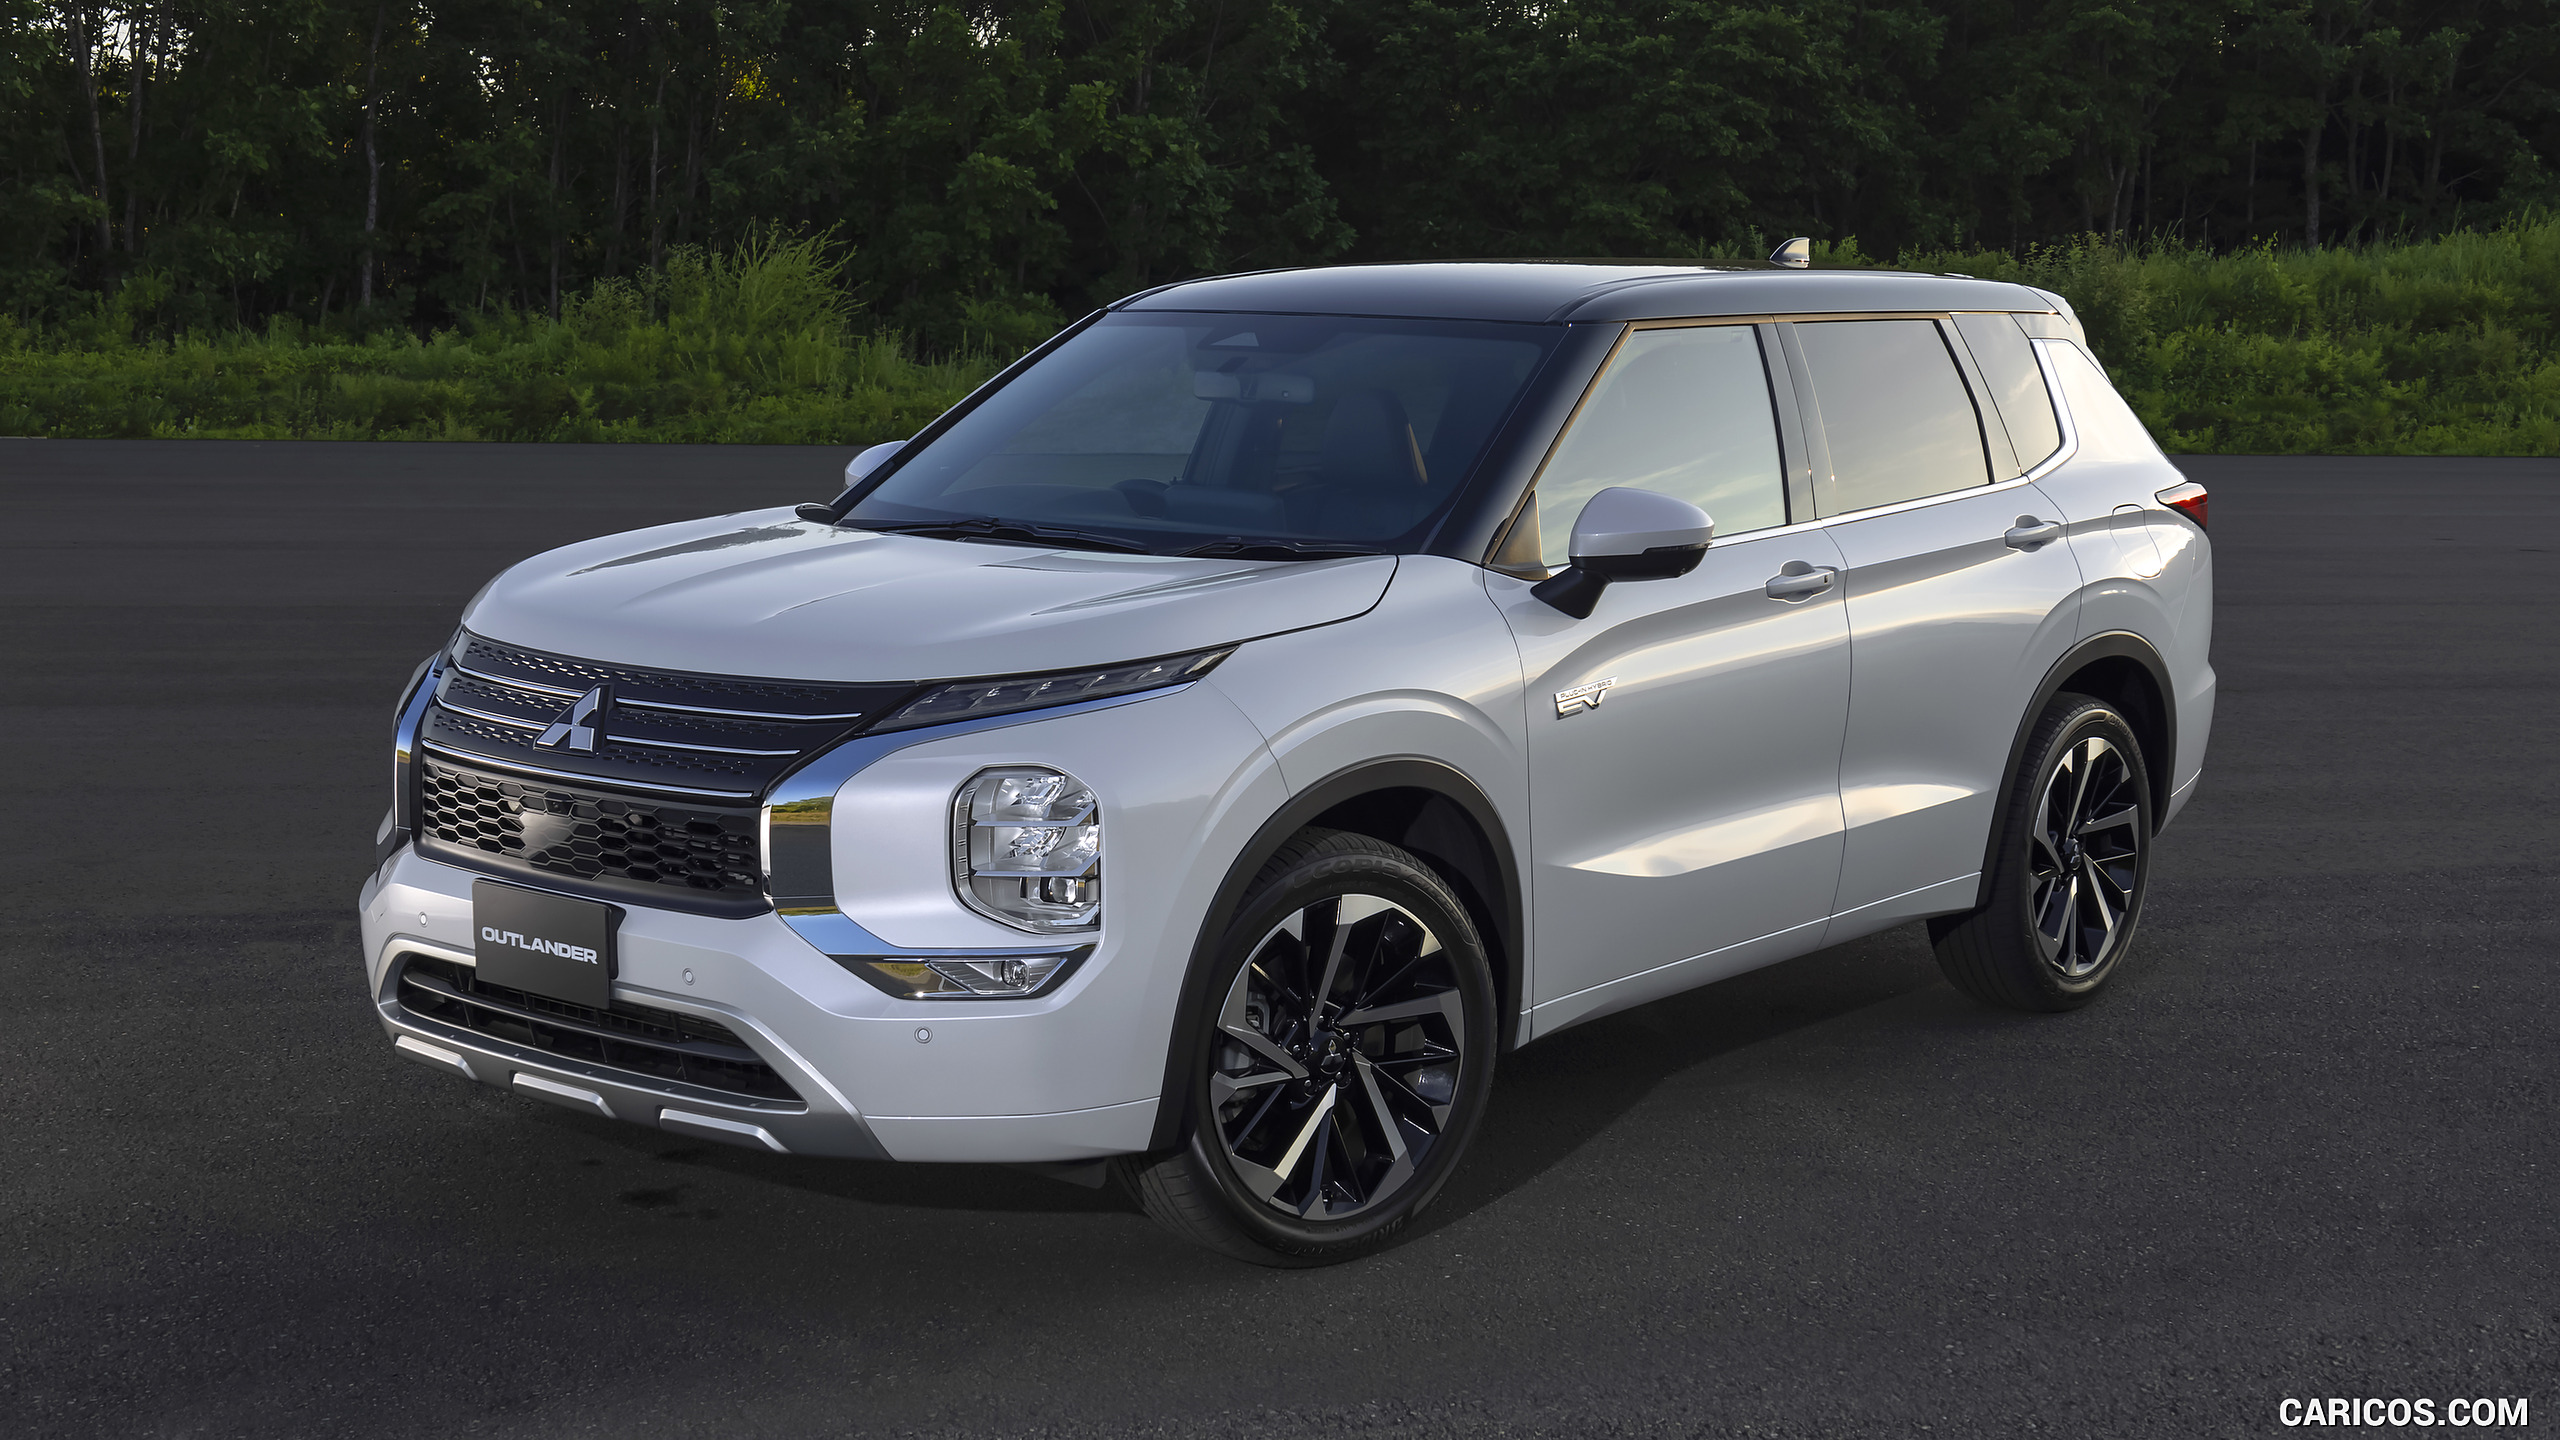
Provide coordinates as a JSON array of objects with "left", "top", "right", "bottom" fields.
[
  {"left": 1518, "top": 323, "right": 1788, "bottom": 571},
  {"left": 1953, "top": 312, "right": 2064, "bottom": 472},
  {"left": 1796, "top": 319, "right": 1991, "bottom": 516}
]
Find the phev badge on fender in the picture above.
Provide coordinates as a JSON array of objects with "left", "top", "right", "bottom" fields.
[{"left": 1555, "top": 676, "right": 1618, "bottom": 718}]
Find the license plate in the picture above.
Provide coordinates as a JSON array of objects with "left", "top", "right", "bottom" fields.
[{"left": 473, "top": 880, "right": 619, "bottom": 1010}]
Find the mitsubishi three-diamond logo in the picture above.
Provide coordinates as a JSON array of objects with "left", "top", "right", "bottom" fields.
[{"left": 536, "top": 684, "right": 609, "bottom": 752}]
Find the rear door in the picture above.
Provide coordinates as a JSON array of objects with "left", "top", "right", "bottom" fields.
[
  {"left": 1781, "top": 315, "right": 2085, "bottom": 936},
  {"left": 1489, "top": 321, "right": 1852, "bottom": 1035}
]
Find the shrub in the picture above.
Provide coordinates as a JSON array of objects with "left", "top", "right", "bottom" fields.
[
  {"left": 4, "top": 224, "right": 2555, "bottom": 454},
  {"left": 1902, "top": 219, "right": 2560, "bottom": 454},
  {"left": 0, "top": 231, "right": 1003, "bottom": 445}
]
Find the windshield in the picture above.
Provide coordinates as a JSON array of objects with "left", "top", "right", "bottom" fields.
[{"left": 844, "top": 313, "right": 1557, "bottom": 554}]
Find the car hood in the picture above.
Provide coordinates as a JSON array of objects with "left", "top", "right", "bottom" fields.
[{"left": 460, "top": 507, "right": 1399, "bottom": 681}]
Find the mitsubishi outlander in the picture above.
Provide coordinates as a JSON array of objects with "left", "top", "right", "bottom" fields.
[{"left": 359, "top": 256, "right": 2214, "bottom": 1264}]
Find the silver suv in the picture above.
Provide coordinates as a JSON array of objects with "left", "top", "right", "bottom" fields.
[{"left": 363, "top": 257, "right": 2214, "bottom": 1265}]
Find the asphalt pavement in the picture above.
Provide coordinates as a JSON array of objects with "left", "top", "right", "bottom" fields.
[{"left": 1, "top": 441, "right": 2553, "bottom": 1438}]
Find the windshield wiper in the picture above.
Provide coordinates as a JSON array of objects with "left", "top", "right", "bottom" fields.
[
  {"left": 853, "top": 517, "right": 1154, "bottom": 555},
  {"left": 1179, "top": 539, "right": 1387, "bottom": 561}
]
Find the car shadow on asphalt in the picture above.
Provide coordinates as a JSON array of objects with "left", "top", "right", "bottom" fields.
[
  {"left": 1410, "top": 922, "right": 1952, "bottom": 1238},
  {"left": 517, "top": 921, "right": 1960, "bottom": 1235}
]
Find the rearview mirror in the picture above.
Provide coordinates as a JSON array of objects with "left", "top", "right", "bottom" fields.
[{"left": 1531, "top": 487, "right": 1713, "bottom": 619}]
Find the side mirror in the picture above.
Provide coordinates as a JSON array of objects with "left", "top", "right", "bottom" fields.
[
  {"left": 843, "top": 439, "right": 907, "bottom": 486},
  {"left": 1530, "top": 487, "right": 1713, "bottom": 619},
  {"left": 797, "top": 440, "right": 910, "bottom": 524}
]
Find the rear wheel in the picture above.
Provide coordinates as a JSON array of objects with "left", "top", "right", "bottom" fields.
[
  {"left": 1121, "top": 830, "right": 1496, "bottom": 1266},
  {"left": 1931, "top": 693, "right": 2153, "bottom": 1011}
]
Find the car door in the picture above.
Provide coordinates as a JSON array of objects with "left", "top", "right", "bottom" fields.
[
  {"left": 1780, "top": 315, "right": 2085, "bottom": 938},
  {"left": 1487, "top": 321, "right": 1853, "bottom": 1036}
]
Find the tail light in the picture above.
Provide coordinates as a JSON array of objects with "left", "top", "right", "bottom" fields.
[{"left": 2156, "top": 480, "right": 2208, "bottom": 530}]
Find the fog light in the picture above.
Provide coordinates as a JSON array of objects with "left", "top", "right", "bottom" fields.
[
  {"left": 838, "top": 949, "right": 1089, "bottom": 1000},
  {"left": 952, "top": 766, "right": 1100, "bottom": 931}
]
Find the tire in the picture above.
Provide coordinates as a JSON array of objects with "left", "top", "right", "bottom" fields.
[
  {"left": 1119, "top": 829, "right": 1498, "bottom": 1266},
  {"left": 1930, "top": 692, "right": 2154, "bottom": 1012}
]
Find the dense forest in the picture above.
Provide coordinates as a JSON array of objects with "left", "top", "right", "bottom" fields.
[{"left": 5, "top": 0, "right": 2558, "bottom": 348}]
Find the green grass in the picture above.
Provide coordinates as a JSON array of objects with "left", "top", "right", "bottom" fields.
[
  {"left": 0, "top": 232, "right": 1005, "bottom": 444},
  {"left": 4, "top": 222, "right": 2557, "bottom": 453}
]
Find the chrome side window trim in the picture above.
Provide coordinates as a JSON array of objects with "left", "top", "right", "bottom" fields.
[
  {"left": 2022, "top": 338, "right": 2083, "bottom": 483},
  {"left": 1698, "top": 314, "right": 2079, "bottom": 543}
]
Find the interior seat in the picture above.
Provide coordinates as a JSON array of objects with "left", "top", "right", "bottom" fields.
[{"left": 1289, "top": 389, "right": 1433, "bottom": 538}]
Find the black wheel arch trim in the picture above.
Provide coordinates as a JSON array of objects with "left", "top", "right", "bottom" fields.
[
  {"left": 1143, "top": 757, "right": 1525, "bottom": 1152},
  {"left": 1972, "top": 630, "right": 2176, "bottom": 910}
]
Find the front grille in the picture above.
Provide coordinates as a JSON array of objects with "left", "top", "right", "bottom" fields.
[
  {"left": 396, "top": 954, "right": 803, "bottom": 1104},
  {"left": 418, "top": 757, "right": 764, "bottom": 906},
  {"left": 466, "top": 636, "right": 878, "bottom": 711},
  {"left": 410, "top": 632, "right": 918, "bottom": 911}
]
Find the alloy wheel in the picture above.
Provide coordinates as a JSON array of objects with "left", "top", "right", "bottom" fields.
[
  {"left": 1209, "top": 892, "right": 1468, "bottom": 1220},
  {"left": 2028, "top": 734, "right": 2145, "bottom": 979}
]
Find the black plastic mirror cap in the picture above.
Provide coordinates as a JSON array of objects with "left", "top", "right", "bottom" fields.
[
  {"left": 1531, "top": 541, "right": 1706, "bottom": 619},
  {"left": 1585, "top": 541, "right": 1707, "bottom": 582}
]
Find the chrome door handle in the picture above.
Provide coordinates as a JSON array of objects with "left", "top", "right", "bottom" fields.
[
  {"left": 1764, "top": 563, "right": 1837, "bottom": 600},
  {"left": 2004, "top": 517, "right": 2064, "bottom": 550}
]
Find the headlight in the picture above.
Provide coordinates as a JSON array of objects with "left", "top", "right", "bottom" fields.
[
  {"left": 951, "top": 766, "right": 1100, "bottom": 931},
  {"left": 836, "top": 947, "right": 1091, "bottom": 1000},
  {"left": 875, "top": 647, "right": 1231, "bottom": 732}
]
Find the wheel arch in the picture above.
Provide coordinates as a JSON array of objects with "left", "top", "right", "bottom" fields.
[
  {"left": 1144, "top": 758, "right": 1525, "bottom": 1152},
  {"left": 1972, "top": 631, "right": 2176, "bottom": 910}
]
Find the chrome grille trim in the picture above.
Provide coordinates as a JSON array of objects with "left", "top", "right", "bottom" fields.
[
  {"left": 619, "top": 697, "right": 872, "bottom": 723},
  {"left": 615, "top": 736, "right": 802, "bottom": 758},
  {"left": 449, "top": 660, "right": 583, "bottom": 699},
  {"left": 435, "top": 696, "right": 548, "bottom": 731},
  {"left": 419, "top": 742, "right": 760, "bottom": 800},
  {"left": 452, "top": 662, "right": 867, "bottom": 724}
]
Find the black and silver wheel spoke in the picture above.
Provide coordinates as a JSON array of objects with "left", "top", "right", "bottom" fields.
[
  {"left": 1211, "top": 890, "right": 1467, "bottom": 1219},
  {"left": 2027, "top": 734, "right": 2143, "bottom": 981}
]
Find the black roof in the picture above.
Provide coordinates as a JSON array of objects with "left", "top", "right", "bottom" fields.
[{"left": 1116, "top": 261, "right": 2057, "bottom": 324}]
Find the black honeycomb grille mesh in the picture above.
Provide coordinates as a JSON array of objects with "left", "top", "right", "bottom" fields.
[{"left": 419, "top": 758, "right": 761, "bottom": 896}]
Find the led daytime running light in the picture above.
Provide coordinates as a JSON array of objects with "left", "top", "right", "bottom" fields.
[{"left": 879, "top": 648, "right": 1232, "bottom": 732}]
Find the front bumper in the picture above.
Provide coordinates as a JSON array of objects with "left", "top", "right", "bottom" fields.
[{"left": 358, "top": 678, "right": 1289, "bottom": 1163}]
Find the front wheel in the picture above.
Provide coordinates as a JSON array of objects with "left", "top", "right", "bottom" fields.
[
  {"left": 1121, "top": 830, "right": 1497, "bottom": 1266},
  {"left": 1931, "top": 692, "right": 2154, "bottom": 1011}
]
